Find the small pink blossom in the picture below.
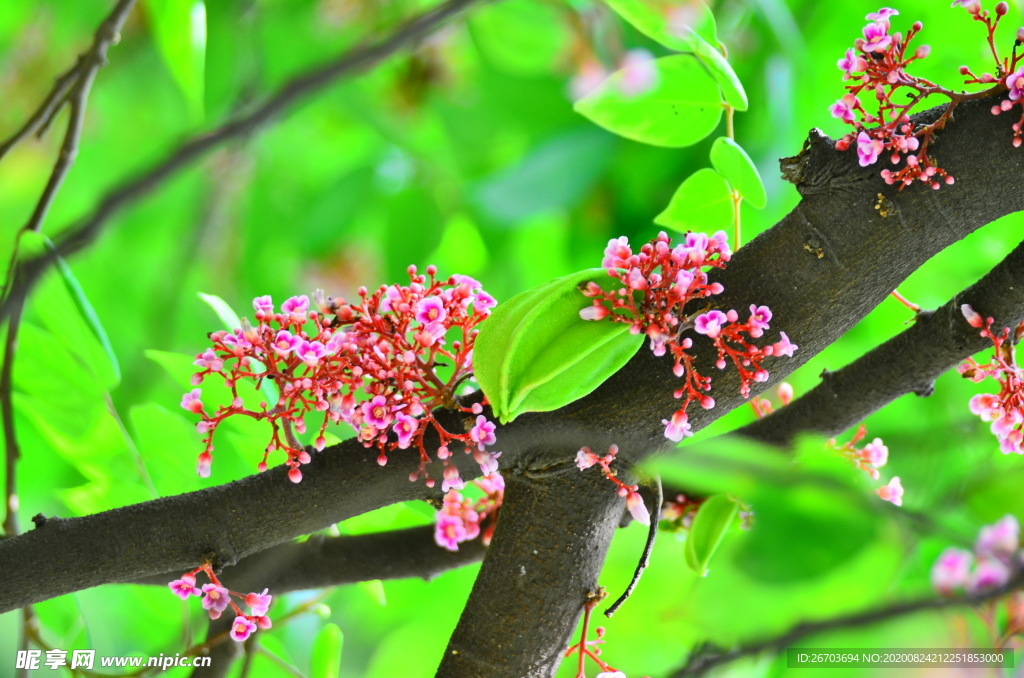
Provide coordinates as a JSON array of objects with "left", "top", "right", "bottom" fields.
[
  {"left": 181, "top": 389, "right": 204, "bottom": 414},
  {"left": 856, "top": 131, "right": 885, "bottom": 166},
  {"left": 252, "top": 295, "right": 274, "bottom": 315},
  {"left": 932, "top": 548, "right": 973, "bottom": 595},
  {"left": 861, "top": 21, "right": 892, "bottom": 52},
  {"left": 967, "top": 557, "right": 1011, "bottom": 593},
  {"left": 435, "top": 513, "right": 468, "bottom": 551},
  {"left": 838, "top": 48, "right": 868, "bottom": 79},
  {"left": 663, "top": 409, "right": 692, "bottom": 442},
  {"left": 576, "top": 447, "right": 600, "bottom": 470},
  {"left": 169, "top": 574, "right": 201, "bottom": 599},
  {"left": 602, "top": 236, "right": 633, "bottom": 270},
  {"left": 830, "top": 94, "right": 859, "bottom": 123},
  {"left": 865, "top": 8, "right": 899, "bottom": 24},
  {"left": 772, "top": 332, "right": 798, "bottom": 357},
  {"left": 469, "top": 415, "right": 497, "bottom": 448},
  {"left": 777, "top": 382, "right": 794, "bottom": 405},
  {"left": 392, "top": 412, "right": 418, "bottom": 449},
  {"left": 196, "top": 451, "right": 212, "bottom": 478},
  {"left": 271, "top": 330, "right": 300, "bottom": 356},
  {"left": 976, "top": 515, "right": 1020, "bottom": 558},
  {"left": 861, "top": 438, "right": 889, "bottom": 467},
  {"left": 747, "top": 305, "right": 772, "bottom": 336},
  {"left": 281, "top": 295, "right": 309, "bottom": 320},
  {"left": 230, "top": 616, "right": 258, "bottom": 642},
  {"left": 194, "top": 349, "right": 223, "bottom": 372},
  {"left": 876, "top": 476, "right": 903, "bottom": 506},
  {"left": 414, "top": 296, "right": 447, "bottom": 325},
  {"left": 694, "top": 310, "right": 729, "bottom": 338},
  {"left": 625, "top": 490, "right": 650, "bottom": 526},
  {"left": 1006, "top": 66, "right": 1024, "bottom": 102},
  {"left": 580, "top": 304, "right": 610, "bottom": 321},
  {"left": 295, "top": 340, "right": 327, "bottom": 367},
  {"left": 201, "top": 584, "right": 231, "bottom": 615},
  {"left": 362, "top": 395, "right": 393, "bottom": 429},
  {"left": 245, "top": 589, "right": 273, "bottom": 616}
]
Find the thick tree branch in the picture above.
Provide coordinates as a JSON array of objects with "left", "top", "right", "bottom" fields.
[
  {"left": 738, "top": 237, "right": 1024, "bottom": 446},
  {"left": 0, "top": 0, "right": 488, "bottom": 323},
  {"left": 438, "top": 461, "right": 625, "bottom": 677},
  {"left": 669, "top": 571, "right": 1024, "bottom": 677},
  {"left": 1, "top": 97, "right": 1022, "bottom": 617}
]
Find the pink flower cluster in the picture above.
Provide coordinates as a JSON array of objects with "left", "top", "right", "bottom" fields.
[
  {"left": 828, "top": 424, "right": 903, "bottom": 506},
  {"left": 169, "top": 565, "right": 272, "bottom": 642},
  {"left": 833, "top": 3, "right": 1024, "bottom": 187},
  {"left": 183, "top": 266, "right": 498, "bottom": 485},
  {"left": 932, "top": 515, "right": 1020, "bottom": 595},
  {"left": 576, "top": 445, "right": 649, "bottom": 526},
  {"left": 958, "top": 305, "right": 1024, "bottom": 454},
  {"left": 579, "top": 232, "right": 797, "bottom": 442},
  {"left": 831, "top": 8, "right": 956, "bottom": 189},
  {"left": 434, "top": 472, "right": 504, "bottom": 551}
]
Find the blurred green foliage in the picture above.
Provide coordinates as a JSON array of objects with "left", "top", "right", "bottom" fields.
[{"left": 1, "top": 0, "right": 1023, "bottom": 676}]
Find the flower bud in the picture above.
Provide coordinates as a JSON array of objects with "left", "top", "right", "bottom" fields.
[{"left": 996, "top": 2, "right": 1008, "bottom": 17}]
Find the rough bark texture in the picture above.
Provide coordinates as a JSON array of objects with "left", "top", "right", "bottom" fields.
[{"left": 1, "top": 96, "right": 1023, "bottom": 675}]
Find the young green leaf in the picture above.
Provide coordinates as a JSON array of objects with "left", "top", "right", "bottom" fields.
[
  {"left": 309, "top": 623, "right": 344, "bottom": 678},
  {"left": 654, "top": 168, "right": 733, "bottom": 233},
  {"left": 143, "top": 0, "right": 206, "bottom": 120},
  {"left": 474, "top": 269, "right": 645, "bottom": 423},
  {"left": 710, "top": 137, "right": 767, "bottom": 208},
  {"left": 682, "top": 32, "right": 748, "bottom": 111},
  {"left": 574, "top": 55, "right": 723, "bottom": 148},
  {"left": 602, "top": 0, "right": 720, "bottom": 50},
  {"left": 46, "top": 240, "right": 121, "bottom": 387},
  {"left": 684, "top": 493, "right": 738, "bottom": 576}
]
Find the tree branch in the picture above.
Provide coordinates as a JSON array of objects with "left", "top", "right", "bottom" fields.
[
  {"left": 669, "top": 572, "right": 1024, "bottom": 677},
  {"left": 438, "top": 461, "right": 625, "bottom": 677},
  {"left": 0, "top": 97, "right": 1022, "bottom": 619},
  {"left": 0, "top": 0, "right": 489, "bottom": 323},
  {"left": 737, "top": 236, "right": 1024, "bottom": 447}
]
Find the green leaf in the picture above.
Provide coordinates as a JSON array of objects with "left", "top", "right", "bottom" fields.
[
  {"left": 603, "top": 0, "right": 720, "bottom": 50},
  {"left": 144, "top": 0, "right": 206, "bottom": 120},
  {"left": 600, "top": 0, "right": 747, "bottom": 110},
  {"left": 574, "top": 55, "right": 723, "bottom": 148},
  {"left": 46, "top": 240, "right": 121, "bottom": 387},
  {"left": 654, "top": 168, "right": 733, "bottom": 233},
  {"left": 197, "top": 293, "right": 279, "bottom": 405},
  {"left": 684, "top": 493, "right": 738, "bottom": 576},
  {"left": 474, "top": 269, "right": 645, "bottom": 424},
  {"left": 710, "top": 137, "right": 766, "bottom": 208},
  {"left": 310, "top": 623, "right": 344, "bottom": 678}
]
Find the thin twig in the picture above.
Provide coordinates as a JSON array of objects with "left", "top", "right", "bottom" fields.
[
  {"left": 669, "top": 571, "right": 1024, "bottom": 677},
  {"left": 604, "top": 475, "right": 662, "bottom": 617},
  {"left": 0, "top": 0, "right": 490, "bottom": 323}
]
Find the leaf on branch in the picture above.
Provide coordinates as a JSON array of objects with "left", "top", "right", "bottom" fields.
[
  {"left": 574, "top": 55, "right": 723, "bottom": 147},
  {"left": 684, "top": 493, "right": 738, "bottom": 576},
  {"left": 710, "top": 137, "right": 767, "bottom": 208},
  {"left": 654, "top": 167, "right": 733, "bottom": 232},
  {"left": 473, "top": 268, "right": 644, "bottom": 424},
  {"left": 143, "top": 0, "right": 207, "bottom": 120}
]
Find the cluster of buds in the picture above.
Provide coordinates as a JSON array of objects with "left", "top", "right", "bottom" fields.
[
  {"left": 959, "top": 305, "right": 1024, "bottom": 454},
  {"left": 748, "top": 381, "right": 795, "bottom": 419},
  {"left": 434, "top": 472, "right": 504, "bottom": 551},
  {"left": 576, "top": 445, "right": 649, "bottom": 526},
  {"left": 169, "top": 565, "right": 272, "bottom": 642},
  {"left": 660, "top": 493, "right": 704, "bottom": 532},
  {"left": 182, "top": 266, "right": 498, "bottom": 485},
  {"left": 579, "top": 232, "right": 797, "bottom": 442},
  {"left": 832, "top": 4, "right": 1024, "bottom": 189},
  {"left": 933, "top": 514, "right": 1021, "bottom": 595},
  {"left": 827, "top": 424, "right": 903, "bottom": 506}
]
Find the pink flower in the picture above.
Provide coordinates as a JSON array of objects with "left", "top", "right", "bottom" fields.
[
  {"left": 441, "top": 463, "right": 464, "bottom": 492},
  {"left": 230, "top": 616, "right": 258, "bottom": 642},
  {"left": 469, "top": 415, "right": 497, "bottom": 448},
  {"left": 281, "top": 295, "right": 309, "bottom": 321},
  {"left": 576, "top": 447, "right": 600, "bottom": 470},
  {"left": 961, "top": 304, "right": 984, "bottom": 328},
  {"left": 196, "top": 451, "right": 212, "bottom": 478},
  {"left": 694, "top": 310, "right": 729, "bottom": 339},
  {"left": 777, "top": 382, "right": 794, "bottom": 405},
  {"left": 663, "top": 409, "right": 692, "bottom": 442},
  {"left": 473, "top": 290, "right": 497, "bottom": 313},
  {"left": 747, "top": 305, "right": 772, "bottom": 336},
  {"left": 951, "top": 0, "right": 981, "bottom": 12},
  {"left": 967, "top": 557, "right": 1011, "bottom": 593},
  {"left": 931, "top": 547, "right": 973, "bottom": 595},
  {"left": 271, "top": 330, "right": 300, "bottom": 356},
  {"left": 838, "top": 48, "right": 868, "bottom": 79},
  {"left": 245, "top": 588, "right": 273, "bottom": 616},
  {"left": 294, "top": 340, "right": 327, "bottom": 367},
  {"left": 580, "top": 304, "right": 610, "bottom": 321},
  {"left": 860, "top": 438, "right": 889, "bottom": 467},
  {"left": 969, "top": 393, "right": 1002, "bottom": 420},
  {"left": 194, "top": 349, "right": 223, "bottom": 372},
  {"left": 596, "top": 671, "right": 627, "bottom": 678},
  {"left": 1006, "top": 66, "right": 1024, "bottom": 102},
  {"left": 976, "top": 515, "right": 1019, "bottom": 558},
  {"left": 856, "top": 131, "right": 885, "bottom": 166},
  {"left": 252, "top": 295, "right": 273, "bottom": 315},
  {"left": 392, "top": 412, "right": 418, "bottom": 449},
  {"left": 435, "top": 513, "right": 468, "bottom": 551},
  {"left": 625, "top": 490, "right": 650, "bottom": 526},
  {"left": 602, "top": 236, "right": 633, "bottom": 270},
  {"left": 865, "top": 8, "right": 899, "bottom": 24},
  {"left": 830, "top": 94, "right": 859, "bottom": 123},
  {"left": 414, "top": 296, "right": 447, "bottom": 325},
  {"left": 362, "top": 395, "right": 393, "bottom": 429},
  {"left": 181, "top": 388, "right": 204, "bottom": 414},
  {"left": 169, "top": 574, "right": 201, "bottom": 599},
  {"left": 861, "top": 21, "right": 892, "bottom": 52},
  {"left": 773, "top": 332, "right": 798, "bottom": 358},
  {"left": 201, "top": 584, "right": 231, "bottom": 615},
  {"left": 876, "top": 476, "right": 903, "bottom": 506},
  {"left": 626, "top": 267, "right": 648, "bottom": 290}
]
